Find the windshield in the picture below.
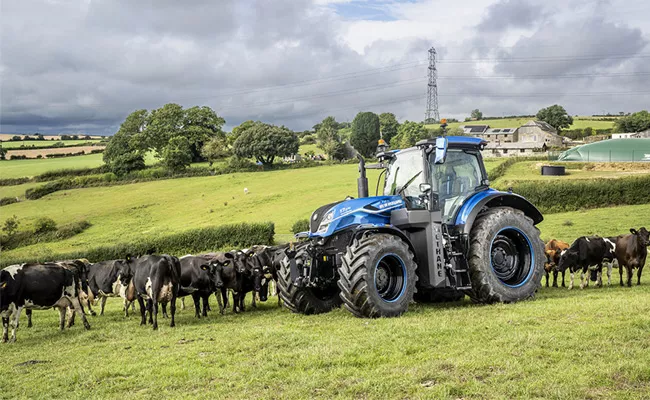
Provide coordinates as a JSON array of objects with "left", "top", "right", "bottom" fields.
[
  {"left": 383, "top": 149, "right": 426, "bottom": 209},
  {"left": 431, "top": 149, "right": 483, "bottom": 222}
]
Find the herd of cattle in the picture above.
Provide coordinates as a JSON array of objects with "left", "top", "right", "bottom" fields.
[
  {"left": 1, "top": 226, "right": 648, "bottom": 343},
  {"left": 544, "top": 227, "right": 649, "bottom": 289},
  {"left": 0, "top": 245, "right": 286, "bottom": 342}
]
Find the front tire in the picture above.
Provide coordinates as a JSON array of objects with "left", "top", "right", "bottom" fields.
[
  {"left": 277, "top": 253, "right": 341, "bottom": 315},
  {"left": 466, "top": 207, "right": 544, "bottom": 304},
  {"left": 338, "top": 233, "right": 417, "bottom": 318}
]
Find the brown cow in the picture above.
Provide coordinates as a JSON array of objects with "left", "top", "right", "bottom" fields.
[
  {"left": 544, "top": 239, "right": 570, "bottom": 287},
  {"left": 614, "top": 227, "right": 649, "bottom": 287}
]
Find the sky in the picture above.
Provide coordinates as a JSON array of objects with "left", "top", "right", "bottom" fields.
[{"left": 1, "top": 0, "right": 649, "bottom": 135}]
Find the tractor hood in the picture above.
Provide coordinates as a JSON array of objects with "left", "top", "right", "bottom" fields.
[{"left": 309, "top": 195, "right": 405, "bottom": 238}]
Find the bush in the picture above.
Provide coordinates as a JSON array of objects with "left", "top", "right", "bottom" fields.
[
  {"left": 508, "top": 175, "right": 650, "bottom": 213},
  {"left": 34, "top": 166, "right": 106, "bottom": 182},
  {"left": 33, "top": 217, "right": 57, "bottom": 235},
  {"left": 0, "top": 219, "right": 91, "bottom": 251},
  {"left": 90, "top": 149, "right": 104, "bottom": 154},
  {"left": 9, "top": 154, "right": 28, "bottom": 160},
  {"left": 0, "top": 197, "right": 19, "bottom": 207},
  {"left": 291, "top": 219, "right": 310, "bottom": 234},
  {"left": 0, "top": 222, "right": 275, "bottom": 267},
  {"left": 0, "top": 177, "right": 30, "bottom": 186},
  {"left": 300, "top": 134, "right": 316, "bottom": 145}
]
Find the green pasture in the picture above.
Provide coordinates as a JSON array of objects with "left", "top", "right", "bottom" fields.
[
  {"left": 0, "top": 154, "right": 106, "bottom": 179},
  {"left": 1, "top": 282, "right": 648, "bottom": 399},
  {"left": 426, "top": 116, "right": 616, "bottom": 131}
]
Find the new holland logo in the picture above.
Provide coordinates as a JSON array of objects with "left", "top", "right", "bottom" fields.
[{"left": 378, "top": 200, "right": 402, "bottom": 209}]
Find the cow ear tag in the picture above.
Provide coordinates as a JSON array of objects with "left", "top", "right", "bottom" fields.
[
  {"left": 201, "top": 265, "right": 208, "bottom": 270},
  {"left": 0, "top": 282, "right": 6, "bottom": 288}
]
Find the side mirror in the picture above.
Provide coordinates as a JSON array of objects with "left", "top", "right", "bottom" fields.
[
  {"left": 434, "top": 137, "right": 448, "bottom": 164},
  {"left": 419, "top": 183, "right": 432, "bottom": 193}
]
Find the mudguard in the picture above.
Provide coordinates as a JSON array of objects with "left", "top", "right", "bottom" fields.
[{"left": 455, "top": 189, "right": 543, "bottom": 235}]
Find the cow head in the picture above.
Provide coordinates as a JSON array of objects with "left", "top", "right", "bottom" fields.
[
  {"left": 555, "top": 249, "right": 576, "bottom": 273},
  {"left": 630, "top": 227, "right": 650, "bottom": 247},
  {"left": 210, "top": 252, "right": 237, "bottom": 287},
  {"left": 119, "top": 255, "right": 136, "bottom": 287},
  {"left": 206, "top": 261, "right": 224, "bottom": 290}
]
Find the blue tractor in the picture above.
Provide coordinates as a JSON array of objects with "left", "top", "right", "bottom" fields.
[{"left": 277, "top": 134, "right": 545, "bottom": 318}]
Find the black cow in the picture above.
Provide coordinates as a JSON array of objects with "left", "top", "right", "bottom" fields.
[
  {"left": 124, "top": 255, "right": 181, "bottom": 330},
  {"left": 0, "top": 263, "right": 91, "bottom": 343},
  {"left": 178, "top": 255, "right": 224, "bottom": 318},
  {"left": 86, "top": 259, "right": 136, "bottom": 317},
  {"left": 614, "top": 227, "right": 650, "bottom": 287},
  {"left": 556, "top": 236, "right": 616, "bottom": 289},
  {"left": 204, "top": 250, "right": 261, "bottom": 314},
  {"left": 251, "top": 244, "right": 288, "bottom": 305}
]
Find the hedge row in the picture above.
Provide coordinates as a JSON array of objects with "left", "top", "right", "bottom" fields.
[
  {"left": 0, "top": 222, "right": 275, "bottom": 267},
  {"left": 0, "top": 197, "right": 19, "bottom": 207},
  {"left": 509, "top": 175, "right": 650, "bottom": 213},
  {"left": 0, "top": 220, "right": 92, "bottom": 251},
  {"left": 0, "top": 177, "right": 30, "bottom": 186}
]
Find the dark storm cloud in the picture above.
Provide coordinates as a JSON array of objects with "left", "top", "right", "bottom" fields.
[{"left": 477, "top": 0, "right": 546, "bottom": 33}]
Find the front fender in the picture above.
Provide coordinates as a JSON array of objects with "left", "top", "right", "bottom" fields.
[
  {"left": 350, "top": 225, "right": 418, "bottom": 265},
  {"left": 456, "top": 190, "right": 543, "bottom": 235}
]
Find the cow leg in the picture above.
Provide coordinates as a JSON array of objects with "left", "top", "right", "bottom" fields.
[
  {"left": 68, "top": 296, "right": 91, "bottom": 330},
  {"left": 596, "top": 264, "right": 603, "bottom": 287},
  {"left": 137, "top": 297, "right": 147, "bottom": 325},
  {"left": 626, "top": 264, "right": 634, "bottom": 287},
  {"left": 147, "top": 299, "right": 154, "bottom": 325},
  {"left": 251, "top": 293, "right": 256, "bottom": 309},
  {"left": 544, "top": 271, "right": 549, "bottom": 287},
  {"left": 123, "top": 299, "right": 129, "bottom": 317},
  {"left": 100, "top": 296, "right": 107, "bottom": 316},
  {"left": 170, "top": 291, "right": 177, "bottom": 328},
  {"left": 152, "top": 300, "right": 159, "bottom": 330},
  {"left": 619, "top": 263, "right": 625, "bottom": 286},
  {"left": 58, "top": 307, "right": 67, "bottom": 331},
  {"left": 216, "top": 291, "right": 224, "bottom": 315},
  {"left": 26, "top": 309, "right": 32, "bottom": 328},
  {"left": 606, "top": 262, "right": 613, "bottom": 286},
  {"left": 202, "top": 294, "right": 209, "bottom": 317},
  {"left": 192, "top": 293, "right": 201, "bottom": 318},
  {"left": 240, "top": 293, "right": 246, "bottom": 312},
  {"left": 552, "top": 271, "right": 559, "bottom": 288},
  {"left": 66, "top": 307, "right": 76, "bottom": 328},
  {"left": 181, "top": 297, "right": 185, "bottom": 311},
  {"left": 560, "top": 270, "right": 566, "bottom": 287},
  {"left": 637, "top": 264, "right": 644, "bottom": 286},
  {"left": 10, "top": 307, "right": 21, "bottom": 342},
  {"left": 2, "top": 316, "right": 9, "bottom": 343},
  {"left": 579, "top": 268, "right": 585, "bottom": 289},
  {"left": 162, "top": 302, "right": 168, "bottom": 319},
  {"left": 569, "top": 270, "right": 574, "bottom": 290}
]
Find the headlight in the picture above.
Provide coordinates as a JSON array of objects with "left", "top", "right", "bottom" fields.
[{"left": 317, "top": 210, "right": 335, "bottom": 233}]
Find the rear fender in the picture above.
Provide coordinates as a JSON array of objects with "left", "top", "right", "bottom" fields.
[{"left": 456, "top": 192, "right": 543, "bottom": 236}]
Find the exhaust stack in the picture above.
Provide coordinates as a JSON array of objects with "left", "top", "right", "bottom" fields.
[{"left": 357, "top": 154, "right": 368, "bottom": 198}]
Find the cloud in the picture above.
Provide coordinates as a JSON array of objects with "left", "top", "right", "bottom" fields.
[{"left": 1, "top": 0, "right": 649, "bottom": 135}]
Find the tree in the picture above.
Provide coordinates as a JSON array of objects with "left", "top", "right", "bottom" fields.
[
  {"left": 228, "top": 120, "right": 255, "bottom": 146},
  {"left": 583, "top": 127, "right": 594, "bottom": 137},
  {"left": 139, "top": 103, "right": 184, "bottom": 156},
  {"left": 201, "top": 136, "right": 230, "bottom": 166},
  {"left": 162, "top": 136, "right": 192, "bottom": 172},
  {"left": 182, "top": 105, "right": 226, "bottom": 161},
  {"left": 614, "top": 110, "right": 650, "bottom": 133},
  {"left": 350, "top": 112, "right": 380, "bottom": 157},
  {"left": 0, "top": 146, "right": 6, "bottom": 160},
  {"left": 103, "top": 109, "right": 148, "bottom": 175},
  {"left": 2, "top": 215, "right": 19, "bottom": 236},
  {"left": 536, "top": 105, "right": 574, "bottom": 132},
  {"left": 316, "top": 116, "right": 342, "bottom": 159},
  {"left": 233, "top": 122, "right": 299, "bottom": 166},
  {"left": 391, "top": 121, "right": 431, "bottom": 148},
  {"left": 471, "top": 109, "right": 483, "bottom": 120},
  {"left": 379, "top": 112, "right": 399, "bottom": 144}
]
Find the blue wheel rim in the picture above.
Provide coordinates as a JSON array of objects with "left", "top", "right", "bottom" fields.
[
  {"left": 489, "top": 227, "right": 534, "bottom": 288},
  {"left": 374, "top": 253, "right": 407, "bottom": 302}
]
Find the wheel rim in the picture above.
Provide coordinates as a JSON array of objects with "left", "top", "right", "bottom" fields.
[
  {"left": 374, "top": 254, "right": 406, "bottom": 302},
  {"left": 490, "top": 227, "right": 534, "bottom": 288}
]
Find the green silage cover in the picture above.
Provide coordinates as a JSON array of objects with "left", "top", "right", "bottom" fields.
[{"left": 558, "top": 139, "right": 650, "bottom": 162}]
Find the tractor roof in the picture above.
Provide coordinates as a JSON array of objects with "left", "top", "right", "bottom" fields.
[{"left": 416, "top": 136, "right": 487, "bottom": 149}]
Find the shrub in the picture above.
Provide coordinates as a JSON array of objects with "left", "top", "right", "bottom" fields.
[
  {"left": 300, "top": 134, "right": 316, "bottom": 145},
  {"left": 33, "top": 217, "right": 57, "bottom": 235},
  {"left": 0, "top": 197, "right": 19, "bottom": 207},
  {"left": 291, "top": 219, "right": 310, "bottom": 234},
  {"left": 9, "top": 154, "right": 28, "bottom": 160},
  {"left": 0, "top": 222, "right": 275, "bottom": 266},
  {"left": 34, "top": 166, "right": 106, "bottom": 182},
  {"left": 0, "top": 177, "right": 30, "bottom": 186}
]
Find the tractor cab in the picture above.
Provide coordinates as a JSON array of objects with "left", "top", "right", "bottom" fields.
[{"left": 381, "top": 137, "right": 488, "bottom": 224}]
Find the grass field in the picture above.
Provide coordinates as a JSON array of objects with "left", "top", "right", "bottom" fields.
[
  {"left": 0, "top": 153, "right": 106, "bottom": 179},
  {"left": 1, "top": 283, "right": 649, "bottom": 399},
  {"left": 492, "top": 161, "right": 650, "bottom": 187},
  {"left": 426, "top": 116, "right": 617, "bottom": 131},
  {"left": 1, "top": 140, "right": 103, "bottom": 149}
]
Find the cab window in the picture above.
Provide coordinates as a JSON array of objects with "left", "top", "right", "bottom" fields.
[
  {"left": 431, "top": 149, "right": 484, "bottom": 221},
  {"left": 383, "top": 149, "right": 426, "bottom": 209}
]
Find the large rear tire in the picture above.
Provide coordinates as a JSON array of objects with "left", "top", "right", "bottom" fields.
[
  {"left": 338, "top": 233, "right": 417, "bottom": 318},
  {"left": 277, "top": 254, "right": 341, "bottom": 315},
  {"left": 466, "top": 207, "right": 544, "bottom": 304}
]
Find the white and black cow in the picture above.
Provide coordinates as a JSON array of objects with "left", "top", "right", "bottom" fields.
[
  {"left": 87, "top": 259, "right": 136, "bottom": 317},
  {"left": 178, "top": 255, "right": 224, "bottom": 318},
  {"left": 614, "top": 228, "right": 650, "bottom": 287},
  {"left": 555, "top": 236, "right": 617, "bottom": 289},
  {"left": 124, "top": 255, "right": 181, "bottom": 330},
  {"left": 0, "top": 263, "right": 91, "bottom": 343},
  {"left": 251, "top": 244, "right": 288, "bottom": 305}
]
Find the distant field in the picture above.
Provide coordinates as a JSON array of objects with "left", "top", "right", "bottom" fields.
[
  {"left": 426, "top": 116, "right": 617, "bottom": 131},
  {"left": 0, "top": 153, "right": 106, "bottom": 179},
  {"left": 492, "top": 161, "right": 650, "bottom": 187},
  {"left": 1, "top": 139, "right": 102, "bottom": 149},
  {"left": 6, "top": 145, "right": 105, "bottom": 158}
]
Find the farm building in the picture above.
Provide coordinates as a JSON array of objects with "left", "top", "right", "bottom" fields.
[
  {"left": 461, "top": 120, "right": 565, "bottom": 150},
  {"left": 482, "top": 142, "right": 547, "bottom": 158},
  {"left": 558, "top": 138, "right": 650, "bottom": 161},
  {"left": 516, "top": 120, "right": 564, "bottom": 147},
  {"left": 611, "top": 130, "right": 650, "bottom": 139}
]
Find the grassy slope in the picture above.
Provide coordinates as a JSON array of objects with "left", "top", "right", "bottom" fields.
[
  {"left": 426, "top": 116, "right": 616, "bottom": 131},
  {"left": 1, "top": 140, "right": 102, "bottom": 149},
  {"left": 1, "top": 285, "right": 648, "bottom": 399}
]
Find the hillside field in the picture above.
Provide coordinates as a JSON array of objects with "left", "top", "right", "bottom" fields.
[
  {"left": 426, "top": 116, "right": 617, "bottom": 131},
  {"left": 1, "top": 139, "right": 103, "bottom": 149}
]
